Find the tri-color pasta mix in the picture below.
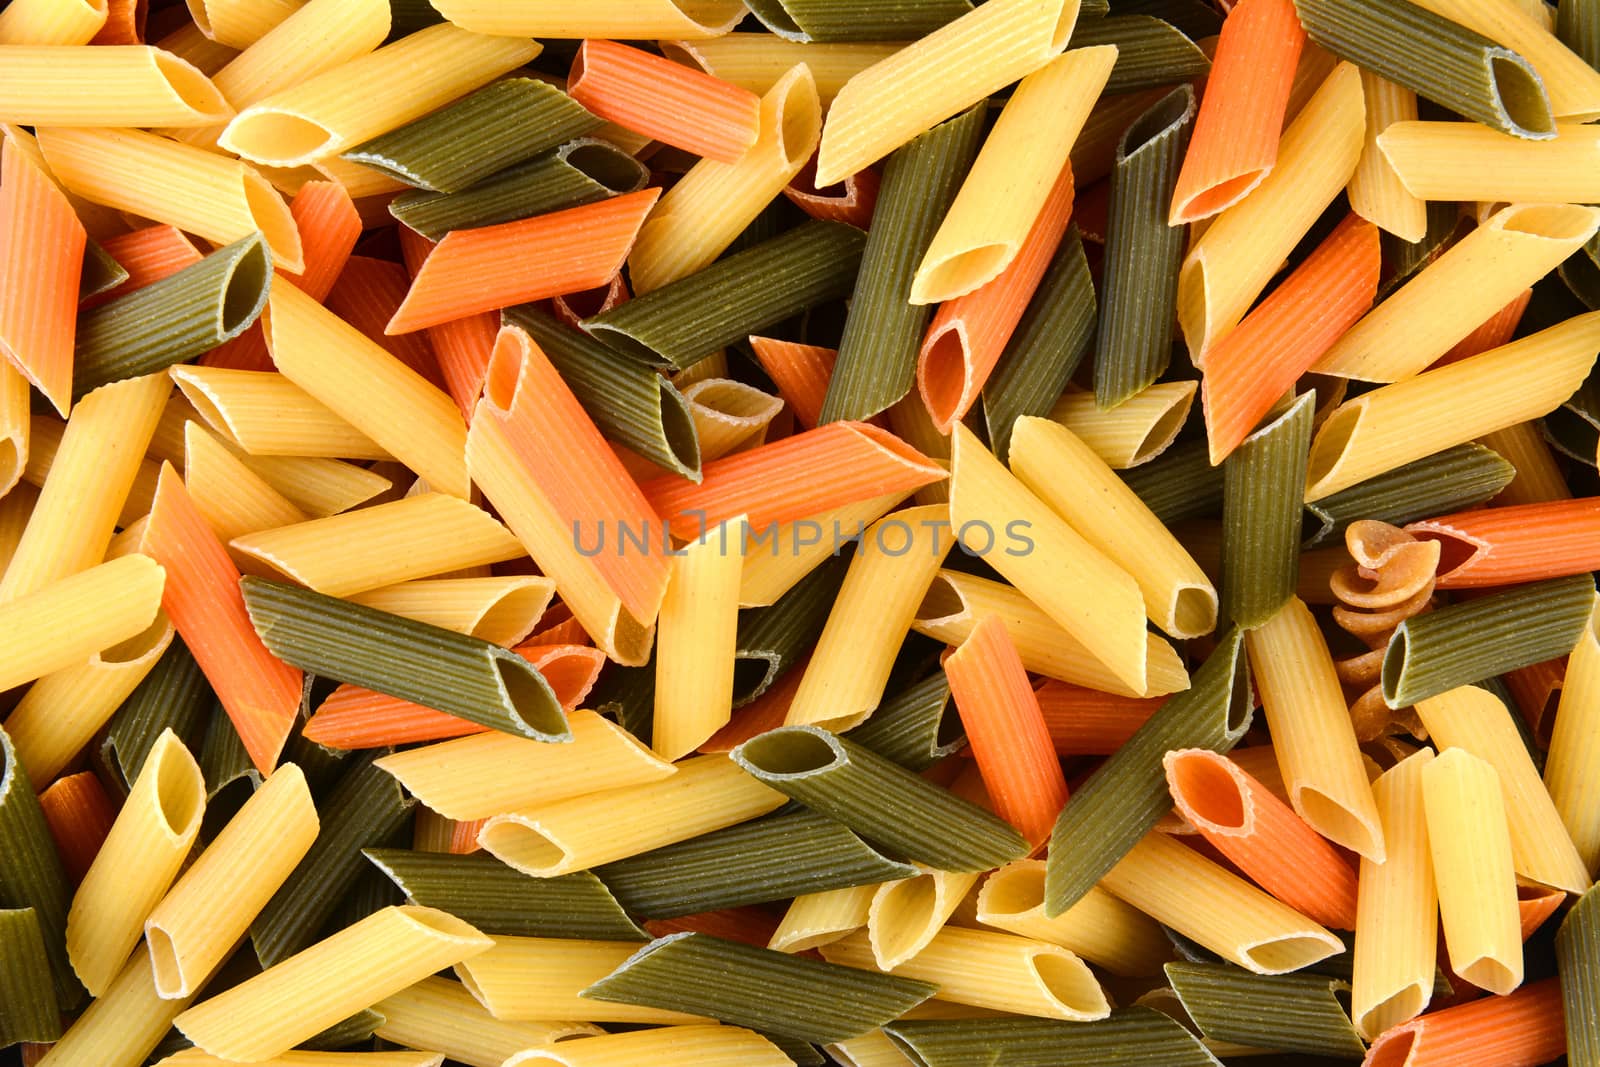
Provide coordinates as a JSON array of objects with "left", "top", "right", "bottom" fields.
[{"left": 4, "top": 0, "right": 1600, "bottom": 1064}]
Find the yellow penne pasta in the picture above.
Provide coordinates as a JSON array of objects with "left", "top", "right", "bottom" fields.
[
  {"left": 372, "top": 711, "right": 674, "bottom": 821},
  {"left": 157, "top": 21, "right": 240, "bottom": 75},
  {"left": 219, "top": 24, "right": 538, "bottom": 167},
  {"left": 771, "top": 885, "right": 877, "bottom": 953},
  {"left": 629, "top": 65, "right": 819, "bottom": 294},
  {"left": 885, "top": 394, "right": 951, "bottom": 508},
  {"left": 681, "top": 379, "right": 783, "bottom": 461},
  {"left": 1412, "top": 0, "right": 1600, "bottom": 119},
  {"left": 1100, "top": 831, "right": 1344, "bottom": 974},
  {"left": 1, "top": 373, "right": 168, "bottom": 602},
  {"left": 455, "top": 937, "right": 711, "bottom": 1024},
  {"left": 1315, "top": 203, "right": 1600, "bottom": 382},
  {"left": 1546, "top": 598, "right": 1600, "bottom": 874},
  {"left": 975, "top": 860, "right": 1172, "bottom": 977},
  {"left": 184, "top": 422, "right": 309, "bottom": 557},
  {"left": 169, "top": 367, "right": 389, "bottom": 461},
  {"left": 1246, "top": 597, "right": 1385, "bottom": 860},
  {"left": 145, "top": 763, "right": 318, "bottom": 998},
  {"left": 1352, "top": 749, "right": 1437, "bottom": 1040},
  {"left": 0, "top": 0, "right": 106, "bottom": 45},
  {"left": 1047, "top": 382, "right": 1197, "bottom": 469},
  {"left": 948, "top": 422, "right": 1149, "bottom": 694},
  {"left": 157, "top": 1052, "right": 444, "bottom": 1067},
  {"left": 34, "top": 951, "right": 194, "bottom": 1067},
  {"left": 1421, "top": 748, "right": 1523, "bottom": 995},
  {"left": 24, "top": 414, "right": 161, "bottom": 528},
  {"left": 868, "top": 867, "right": 982, "bottom": 970},
  {"left": 827, "top": 1029, "right": 922, "bottom": 1067},
  {"left": 1304, "top": 312, "right": 1600, "bottom": 500},
  {"left": 0, "top": 46, "right": 231, "bottom": 127},
  {"left": 34, "top": 126, "right": 302, "bottom": 271},
  {"left": 1347, "top": 72, "right": 1426, "bottom": 242},
  {"left": 3, "top": 612, "right": 172, "bottom": 789},
  {"left": 1177, "top": 61, "right": 1365, "bottom": 359},
  {"left": 374, "top": 976, "right": 600, "bottom": 1067},
  {"left": 479, "top": 754, "right": 783, "bottom": 876},
  {"left": 0, "top": 482, "right": 36, "bottom": 573},
  {"left": 175, "top": 906, "right": 492, "bottom": 1062},
  {"left": 738, "top": 491, "right": 908, "bottom": 608},
  {"left": 67, "top": 729, "right": 204, "bottom": 997},
  {"left": 237, "top": 452, "right": 391, "bottom": 517},
  {"left": 816, "top": 0, "right": 1077, "bottom": 186},
  {"left": 1378, "top": 120, "right": 1600, "bottom": 203},
  {"left": 1010, "top": 416, "right": 1216, "bottom": 639},
  {"left": 1416, "top": 686, "right": 1590, "bottom": 893},
  {"left": 188, "top": 0, "right": 304, "bottom": 49},
  {"left": 0, "top": 554, "right": 165, "bottom": 693},
  {"left": 0, "top": 363, "right": 27, "bottom": 497},
  {"left": 347, "top": 576, "right": 554, "bottom": 647},
  {"left": 263, "top": 284, "right": 470, "bottom": 496},
  {"left": 821, "top": 927, "right": 1109, "bottom": 1021},
  {"left": 662, "top": 35, "right": 901, "bottom": 104},
  {"left": 911, "top": 45, "right": 1116, "bottom": 304},
  {"left": 230, "top": 493, "right": 523, "bottom": 597},
  {"left": 654, "top": 518, "right": 746, "bottom": 760},
  {"left": 785, "top": 505, "right": 951, "bottom": 731},
  {"left": 508, "top": 1026, "right": 790, "bottom": 1067},
  {"left": 430, "top": 0, "right": 745, "bottom": 38}
]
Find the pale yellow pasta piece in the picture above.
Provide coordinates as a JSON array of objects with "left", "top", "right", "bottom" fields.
[
  {"left": 429, "top": 0, "right": 746, "bottom": 38},
  {"left": 183, "top": 422, "right": 309, "bottom": 557},
  {"left": 372, "top": 711, "right": 674, "bottom": 821},
  {"left": 681, "top": 379, "right": 783, "bottom": 461},
  {"left": 914, "top": 569, "right": 1189, "bottom": 696},
  {"left": 478, "top": 753, "right": 785, "bottom": 877},
  {"left": 67, "top": 729, "right": 204, "bottom": 997},
  {"left": 1315, "top": 203, "right": 1600, "bottom": 382},
  {"left": 188, "top": 0, "right": 305, "bottom": 48},
  {"left": 348, "top": 576, "right": 554, "bottom": 647},
  {"left": 911, "top": 45, "right": 1116, "bottom": 304},
  {"left": 820, "top": 927, "right": 1109, "bottom": 1021},
  {"left": 1246, "top": 597, "right": 1385, "bottom": 860},
  {"left": 1099, "top": 831, "right": 1343, "bottom": 974},
  {"left": 1010, "top": 416, "right": 1215, "bottom": 639},
  {"left": 229, "top": 493, "right": 522, "bottom": 597},
  {"left": 948, "top": 422, "right": 1149, "bottom": 694},
  {"left": 975, "top": 860, "right": 1171, "bottom": 977},
  {"left": 263, "top": 284, "right": 470, "bottom": 496},
  {"left": 1411, "top": 0, "right": 1600, "bottom": 119},
  {"left": 237, "top": 452, "right": 391, "bottom": 517},
  {"left": 868, "top": 867, "right": 982, "bottom": 970},
  {"left": 662, "top": 35, "right": 901, "bottom": 104},
  {"left": 174, "top": 906, "right": 492, "bottom": 1062},
  {"left": 22, "top": 413, "right": 160, "bottom": 528},
  {"left": 34, "top": 952, "right": 193, "bottom": 1067},
  {"left": 1305, "top": 312, "right": 1600, "bottom": 500},
  {"left": 0, "top": 0, "right": 105, "bottom": 45},
  {"left": 507, "top": 1026, "right": 790, "bottom": 1067},
  {"left": 156, "top": 22, "right": 239, "bottom": 75},
  {"left": 0, "top": 363, "right": 26, "bottom": 497},
  {"left": 1352, "top": 750, "right": 1437, "bottom": 1040},
  {"left": 826, "top": 1031, "right": 918, "bottom": 1067},
  {"left": 770, "top": 885, "right": 876, "bottom": 953},
  {"left": 816, "top": 0, "right": 1078, "bottom": 186},
  {"left": 1047, "top": 382, "right": 1196, "bottom": 469},
  {"left": 783, "top": 504, "right": 950, "bottom": 731},
  {"left": 1177, "top": 61, "right": 1365, "bottom": 359},
  {"left": 738, "top": 491, "right": 908, "bottom": 608},
  {"left": 35, "top": 126, "right": 302, "bottom": 271},
  {"left": 0, "top": 481, "right": 36, "bottom": 573},
  {"left": 885, "top": 394, "right": 951, "bottom": 507},
  {"left": 1546, "top": 597, "right": 1600, "bottom": 874},
  {"left": 310, "top": 152, "right": 410, "bottom": 198},
  {"left": 1, "top": 373, "right": 168, "bottom": 602},
  {"left": 0, "top": 46, "right": 231, "bottom": 128},
  {"left": 629, "top": 65, "right": 819, "bottom": 294},
  {"left": 1416, "top": 686, "right": 1590, "bottom": 893},
  {"left": 373, "top": 976, "right": 600, "bottom": 1067},
  {"left": 1347, "top": 71, "right": 1426, "bottom": 242},
  {"left": 455, "top": 937, "right": 712, "bottom": 1024},
  {"left": 219, "top": 24, "right": 538, "bottom": 166},
  {"left": 157, "top": 1052, "right": 443, "bottom": 1067},
  {"left": 654, "top": 517, "right": 747, "bottom": 760},
  {"left": 1421, "top": 748, "right": 1523, "bottom": 995},
  {"left": 0, "top": 554, "right": 165, "bottom": 693},
  {"left": 1378, "top": 121, "right": 1600, "bottom": 203},
  {"left": 3, "top": 613, "right": 172, "bottom": 789}
]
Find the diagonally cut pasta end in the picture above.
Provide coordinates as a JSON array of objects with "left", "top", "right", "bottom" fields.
[
  {"left": 148, "top": 728, "right": 206, "bottom": 845},
  {"left": 917, "top": 321, "right": 973, "bottom": 435},
  {"left": 1163, "top": 748, "right": 1255, "bottom": 838},
  {"left": 152, "top": 50, "right": 236, "bottom": 126},
  {"left": 490, "top": 647, "right": 571, "bottom": 744},
  {"left": 1176, "top": 250, "right": 1215, "bottom": 364},
  {"left": 240, "top": 170, "right": 304, "bottom": 273},
  {"left": 477, "top": 812, "right": 578, "bottom": 877},
  {"left": 910, "top": 241, "right": 1017, "bottom": 307},
  {"left": 1355, "top": 980, "right": 1430, "bottom": 1044},
  {"left": 1304, "top": 400, "right": 1369, "bottom": 502},
  {"left": 1452, "top": 954, "right": 1522, "bottom": 997},
  {"left": 769, "top": 62, "right": 822, "bottom": 172},
  {"left": 1295, "top": 784, "right": 1385, "bottom": 863},
  {"left": 222, "top": 106, "right": 340, "bottom": 171},
  {"left": 1028, "top": 945, "right": 1111, "bottom": 1020},
  {"left": 0, "top": 430, "right": 23, "bottom": 498},
  {"left": 1166, "top": 584, "right": 1219, "bottom": 641},
  {"left": 1239, "top": 927, "right": 1345, "bottom": 974},
  {"left": 1485, "top": 50, "right": 1557, "bottom": 141}
]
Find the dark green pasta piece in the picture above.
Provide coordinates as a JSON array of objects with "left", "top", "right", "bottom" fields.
[
  {"left": 389, "top": 138, "right": 648, "bottom": 239},
  {"left": 732, "top": 725, "right": 1029, "bottom": 871},
  {"left": 732, "top": 552, "right": 849, "bottom": 706},
  {"left": 78, "top": 238, "right": 128, "bottom": 302},
  {"left": 98, "top": 636, "right": 212, "bottom": 796},
  {"left": 883, "top": 1008, "right": 1224, "bottom": 1067},
  {"left": 1046, "top": 629, "right": 1251, "bottom": 916},
  {"left": 1561, "top": 246, "right": 1600, "bottom": 312},
  {"left": 1294, "top": 0, "right": 1555, "bottom": 139},
  {"left": 1379, "top": 199, "right": 1462, "bottom": 300},
  {"left": 0, "top": 909, "right": 62, "bottom": 1046},
  {"left": 763, "top": 1032, "right": 826, "bottom": 1066},
  {"left": 1383, "top": 574, "right": 1596, "bottom": 707},
  {"left": 242, "top": 577, "right": 569, "bottom": 744},
  {"left": 581, "top": 932, "right": 937, "bottom": 1044},
  {"left": 364, "top": 849, "right": 647, "bottom": 940},
  {"left": 387, "top": 0, "right": 444, "bottom": 35},
  {"left": 250, "top": 751, "right": 416, "bottom": 966},
  {"left": 1220, "top": 393, "right": 1314, "bottom": 629},
  {"left": 198, "top": 704, "right": 262, "bottom": 841},
  {"left": 983, "top": 226, "right": 1097, "bottom": 461},
  {"left": 0, "top": 728, "right": 81, "bottom": 1011},
  {"left": 587, "top": 655, "right": 656, "bottom": 746},
  {"left": 503, "top": 305, "right": 700, "bottom": 482},
  {"left": 822, "top": 105, "right": 985, "bottom": 422},
  {"left": 1111, "top": 0, "right": 1222, "bottom": 39},
  {"left": 1558, "top": 884, "right": 1600, "bottom": 1067},
  {"left": 323, "top": 847, "right": 407, "bottom": 935},
  {"left": 842, "top": 673, "right": 962, "bottom": 771},
  {"left": 1071, "top": 15, "right": 1210, "bottom": 93},
  {"left": 72, "top": 233, "right": 270, "bottom": 399},
  {"left": 595, "top": 807, "right": 917, "bottom": 917},
  {"left": 1544, "top": 373, "right": 1600, "bottom": 466},
  {"left": 1164, "top": 962, "right": 1366, "bottom": 1059},
  {"left": 1559, "top": 0, "right": 1600, "bottom": 72},
  {"left": 1302, "top": 443, "right": 1516, "bottom": 548},
  {"left": 1120, "top": 440, "right": 1224, "bottom": 524},
  {"left": 345, "top": 78, "right": 601, "bottom": 193},
  {"left": 299, "top": 1009, "right": 385, "bottom": 1051},
  {"left": 1094, "top": 84, "right": 1196, "bottom": 408},
  {"left": 586, "top": 219, "right": 866, "bottom": 372},
  {"left": 743, "top": 0, "right": 971, "bottom": 41}
]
